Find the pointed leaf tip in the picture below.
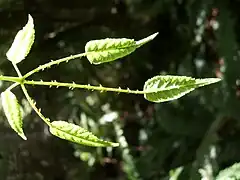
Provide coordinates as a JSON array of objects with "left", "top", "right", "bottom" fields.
[
  {"left": 49, "top": 121, "right": 119, "bottom": 147},
  {"left": 143, "top": 75, "right": 221, "bottom": 103},
  {"left": 85, "top": 32, "right": 158, "bottom": 65},
  {"left": 6, "top": 14, "right": 35, "bottom": 64},
  {"left": 136, "top": 32, "right": 159, "bottom": 47},
  {"left": 19, "top": 134, "right": 27, "bottom": 140},
  {"left": 1, "top": 90, "right": 27, "bottom": 140},
  {"left": 196, "top": 77, "right": 222, "bottom": 85}
]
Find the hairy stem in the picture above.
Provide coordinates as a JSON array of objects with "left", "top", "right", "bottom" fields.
[
  {"left": 23, "top": 52, "right": 87, "bottom": 79},
  {"left": 20, "top": 84, "right": 51, "bottom": 126},
  {"left": 0, "top": 74, "right": 148, "bottom": 95},
  {"left": 23, "top": 80, "right": 147, "bottom": 94},
  {"left": 13, "top": 63, "right": 51, "bottom": 126}
]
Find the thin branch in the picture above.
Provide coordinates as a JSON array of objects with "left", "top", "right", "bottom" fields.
[
  {"left": 0, "top": 75, "right": 22, "bottom": 83},
  {"left": 23, "top": 52, "right": 87, "bottom": 79},
  {"left": 23, "top": 79, "right": 146, "bottom": 94},
  {"left": 13, "top": 63, "right": 51, "bottom": 126},
  {"left": 20, "top": 84, "right": 51, "bottom": 126}
]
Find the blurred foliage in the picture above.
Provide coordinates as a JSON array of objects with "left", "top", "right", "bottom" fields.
[{"left": 0, "top": 0, "right": 240, "bottom": 179}]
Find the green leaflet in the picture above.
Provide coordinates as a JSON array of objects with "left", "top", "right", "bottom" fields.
[
  {"left": 143, "top": 75, "right": 221, "bottom": 103},
  {"left": 49, "top": 121, "right": 119, "bottom": 147},
  {"left": 85, "top": 38, "right": 136, "bottom": 64},
  {"left": 169, "top": 167, "right": 184, "bottom": 180},
  {"left": 1, "top": 90, "right": 27, "bottom": 140},
  {"left": 6, "top": 14, "right": 35, "bottom": 64},
  {"left": 216, "top": 163, "right": 240, "bottom": 180},
  {"left": 85, "top": 32, "right": 158, "bottom": 64}
]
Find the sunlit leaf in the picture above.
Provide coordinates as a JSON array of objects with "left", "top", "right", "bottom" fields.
[
  {"left": 85, "top": 33, "right": 158, "bottom": 64},
  {"left": 216, "top": 163, "right": 240, "bottom": 180},
  {"left": 169, "top": 167, "right": 184, "bottom": 180},
  {"left": 6, "top": 14, "right": 35, "bottom": 64},
  {"left": 1, "top": 90, "right": 27, "bottom": 140},
  {"left": 143, "top": 75, "right": 221, "bottom": 103},
  {"left": 49, "top": 121, "right": 119, "bottom": 147}
]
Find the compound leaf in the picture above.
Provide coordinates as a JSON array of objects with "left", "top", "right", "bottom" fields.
[
  {"left": 1, "top": 90, "right": 27, "bottom": 140},
  {"left": 49, "top": 121, "right": 119, "bottom": 147},
  {"left": 6, "top": 14, "right": 35, "bottom": 64},
  {"left": 85, "top": 32, "right": 158, "bottom": 64},
  {"left": 143, "top": 75, "right": 221, "bottom": 103}
]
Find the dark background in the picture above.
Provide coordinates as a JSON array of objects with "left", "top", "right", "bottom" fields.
[{"left": 0, "top": 0, "right": 240, "bottom": 179}]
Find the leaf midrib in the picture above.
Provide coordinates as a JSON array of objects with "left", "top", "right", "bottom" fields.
[
  {"left": 144, "top": 81, "right": 214, "bottom": 94},
  {"left": 51, "top": 125, "right": 113, "bottom": 146}
]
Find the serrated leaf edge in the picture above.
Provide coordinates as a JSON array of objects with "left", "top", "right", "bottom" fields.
[
  {"left": 49, "top": 121, "right": 119, "bottom": 147},
  {"left": 143, "top": 76, "right": 221, "bottom": 102},
  {"left": 143, "top": 76, "right": 221, "bottom": 93},
  {"left": 6, "top": 14, "right": 35, "bottom": 64},
  {"left": 1, "top": 90, "right": 27, "bottom": 140}
]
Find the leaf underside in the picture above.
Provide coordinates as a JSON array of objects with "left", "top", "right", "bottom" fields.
[
  {"left": 1, "top": 90, "right": 27, "bottom": 140},
  {"left": 49, "top": 121, "right": 119, "bottom": 147},
  {"left": 6, "top": 14, "right": 35, "bottom": 64}
]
